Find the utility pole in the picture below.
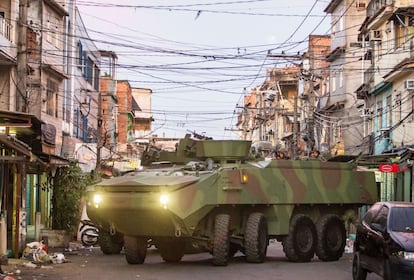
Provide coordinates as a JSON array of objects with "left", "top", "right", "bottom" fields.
[
  {"left": 96, "top": 92, "right": 102, "bottom": 175},
  {"left": 259, "top": 89, "right": 263, "bottom": 141},
  {"left": 17, "top": 0, "right": 28, "bottom": 112},
  {"left": 293, "top": 96, "right": 298, "bottom": 159}
]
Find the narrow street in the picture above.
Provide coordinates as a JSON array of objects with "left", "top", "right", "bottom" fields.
[{"left": 1, "top": 242, "right": 381, "bottom": 280}]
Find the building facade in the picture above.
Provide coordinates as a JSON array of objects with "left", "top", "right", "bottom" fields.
[
  {"left": 356, "top": 0, "right": 414, "bottom": 202},
  {"left": 323, "top": 0, "right": 367, "bottom": 156},
  {"left": 0, "top": 0, "right": 71, "bottom": 257},
  {"left": 131, "top": 87, "right": 153, "bottom": 145}
]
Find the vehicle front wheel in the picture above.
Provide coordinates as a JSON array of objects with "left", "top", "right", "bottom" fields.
[
  {"left": 244, "top": 212, "right": 268, "bottom": 263},
  {"left": 98, "top": 230, "right": 124, "bottom": 254},
  {"left": 157, "top": 239, "right": 185, "bottom": 262},
  {"left": 124, "top": 236, "right": 147, "bottom": 264},
  {"left": 352, "top": 252, "right": 367, "bottom": 280},
  {"left": 212, "top": 214, "right": 230, "bottom": 266}
]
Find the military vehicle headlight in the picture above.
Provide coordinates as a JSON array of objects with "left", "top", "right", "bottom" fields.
[
  {"left": 160, "top": 194, "right": 169, "bottom": 209},
  {"left": 93, "top": 194, "right": 102, "bottom": 208}
]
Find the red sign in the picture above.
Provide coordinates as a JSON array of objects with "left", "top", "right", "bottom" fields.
[{"left": 379, "top": 164, "right": 399, "bottom": 173}]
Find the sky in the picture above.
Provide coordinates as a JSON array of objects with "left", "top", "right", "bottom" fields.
[{"left": 76, "top": 0, "right": 331, "bottom": 140}]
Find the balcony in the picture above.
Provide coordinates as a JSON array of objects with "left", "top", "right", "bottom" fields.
[
  {"left": 366, "top": 0, "right": 394, "bottom": 30},
  {"left": 367, "top": 0, "right": 394, "bottom": 17},
  {"left": 0, "top": 15, "right": 12, "bottom": 42}
]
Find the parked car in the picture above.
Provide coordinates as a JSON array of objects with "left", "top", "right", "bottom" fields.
[{"left": 352, "top": 201, "right": 414, "bottom": 280}]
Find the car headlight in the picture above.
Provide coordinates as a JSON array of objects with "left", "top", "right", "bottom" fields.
[
  {"left": 93, "top": 194, "right": 102, "bottom": 208},
  {"left": 159, "top": 194, "right": 169, "bottom": 209},
  {"left": 397, "top": 251, "right": 414, "bottom": 260}
]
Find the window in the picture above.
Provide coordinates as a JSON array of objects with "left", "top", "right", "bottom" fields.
[
  {"left": 83, "top": 52, "right": 88, "bottom": 77},
  {"left": 395, "top": 93, "right": 401, "bottom": 122},
  {"left": 46, "top": 78, "right": 58, "bottom": 117},
  {"left": 86, "top": 57, "right": 93, "bottom": 84},
  {"left": 362, "top": 203, "right": 382, "bottom": 225},
  {"left": 94, "top": 65, "right": 100, "bottom": 91},
  {"left": 332, "top": 72, "right": 336, "bottom": 92},
  {"left": 389, "top": 207, "right": 414, "bottom": 232},
  {"left": 77, "top": 41, "right": 83, "bottom": 67},
  {"left": 339, "top": 66, "right": 344, "bottom": 88},
  {"left": 331, "top": 21, "right": 336, "bottom": 39},
  {"left": 386, "top": 95, "right": 392, "bottom": 127},
  {"left": 377, "top": 101, "right": 383, "bottom": 130},
  {"left": 394, "top": 18, "right": 405, "bottom": 49},
  {"left": 372, "top": 206, "right": 389, "bottom": 231},
  {"left": 0, "top": 11, "right": 4, "bottom": 37},
  {"left": 375, "top": 41, "right": 382, "bottom": 60}
]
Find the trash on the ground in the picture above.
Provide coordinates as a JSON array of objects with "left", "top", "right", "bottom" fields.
[
  {"left": 344, "top": 234, "right": 355, "bottom": 253},
  {"left": 67, "top": 242, "right": 82, "bottom": 252},
  {"left": 22, "top": 241, "right": 69, "bottom": 265},
  {"left": 22, "top": 262, "right": 37, "bottom": 268},
  {"left": 2, "top": 276, "right": 17, "bottom": 280},
  {"left": 40, "top": 265, "right": 54, "bottom": 269},
  {"left": 25, "top": 241, "right": 48, "bottom": 253},
  {"left": 51, "top": 253, "right": 67, "bottom": 264},
  {"left": 22, "top": 241, "right": 51, "bottom": 263}
]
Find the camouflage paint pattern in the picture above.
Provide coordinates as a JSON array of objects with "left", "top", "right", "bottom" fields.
[{"left": 87, "top": 137, "right": 377, "bottom": 245}]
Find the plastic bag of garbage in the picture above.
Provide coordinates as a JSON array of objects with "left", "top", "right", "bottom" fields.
[
  {"left": 25, "top": 241, "right": 48, "bottom": 252},
  {"left": 51, "top": 253, "right": 66, "bottom": 264},
  {"left": 22, "top": 241, "right": 51, "bottom": 263}
]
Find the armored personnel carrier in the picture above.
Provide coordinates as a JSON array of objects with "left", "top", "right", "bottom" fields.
[{"left": 86, "top": 134, "right": 377, "bottom": 266}]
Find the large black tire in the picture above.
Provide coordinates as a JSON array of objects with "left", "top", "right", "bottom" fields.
[
  {"left": 124, "top": 236, "right": 147, "bottom": 264},
  {"left": 212, "top": 214, "right": 230, "bottom": 266},
  {"left": 282, "top": 214, "right": 316, "bottom": 262},
  {"left": 315, "top": 214, "right": 346, "bottom": 261},
  {"left": 98, "top": 230, "right": 124, "bottom": 255},
  {"left": 244, "top": 212, "right": 268, "bottom": 263},
  {"left": 352, "top": 252, "right": 367, "bottom": 280},
  {"left": 157, "top": 239, "right": 185, "bottom": 262}
]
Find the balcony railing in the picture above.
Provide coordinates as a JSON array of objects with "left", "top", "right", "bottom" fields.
[
  {"left": 0, "top": 15, "right": 12, "bottom": 42},
  {"left": 367, "top": 0, "right": 394, "bottom": 17}
]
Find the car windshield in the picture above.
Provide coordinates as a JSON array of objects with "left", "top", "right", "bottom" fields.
[{"left": 389, "top": 207, "right": 414, "bottom": 232}]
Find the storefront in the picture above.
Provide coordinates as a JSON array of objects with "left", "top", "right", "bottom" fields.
[
  {"left": 0, "top": 111, "right": 68, "bottom": 257},
  {"left": 0, "top": 134, "right": 46, "bottom": 257},
  {"left": 358, "top": 148, "right": 413, "bottom": 203}
]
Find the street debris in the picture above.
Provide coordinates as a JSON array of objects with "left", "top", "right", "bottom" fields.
[{"left": 22, "top": 241, "right": 68, "bottom": 264}]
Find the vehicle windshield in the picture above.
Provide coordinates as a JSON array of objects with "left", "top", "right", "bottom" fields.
[{"left": 389, "top": 207, "right": 414, "bottom": 232}]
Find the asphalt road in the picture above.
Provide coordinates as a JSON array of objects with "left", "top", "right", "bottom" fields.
[{"left": 2, "top": 241, "right": 382, "bottom": 280}]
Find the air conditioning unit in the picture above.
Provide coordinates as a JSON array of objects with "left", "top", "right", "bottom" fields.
[{"left": 405, "top": 79, "right": 414, "bottom": 90}]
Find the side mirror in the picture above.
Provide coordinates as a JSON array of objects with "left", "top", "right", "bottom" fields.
[{"left": 371, "top": 223, "right": 386, "bottom": 234}]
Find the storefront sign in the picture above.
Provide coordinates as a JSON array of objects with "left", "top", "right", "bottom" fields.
[{"left": 379, "top": 163, "right": 399, "bottom": 173}]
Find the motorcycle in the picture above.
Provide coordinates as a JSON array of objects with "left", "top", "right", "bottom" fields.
[{"left": 79, "top": 219, "right": 99, "bottom": 247}]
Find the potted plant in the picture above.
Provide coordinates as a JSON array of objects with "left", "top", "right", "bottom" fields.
[{"left": 41, "top": 161, "right": 92, "bottom": 247}]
